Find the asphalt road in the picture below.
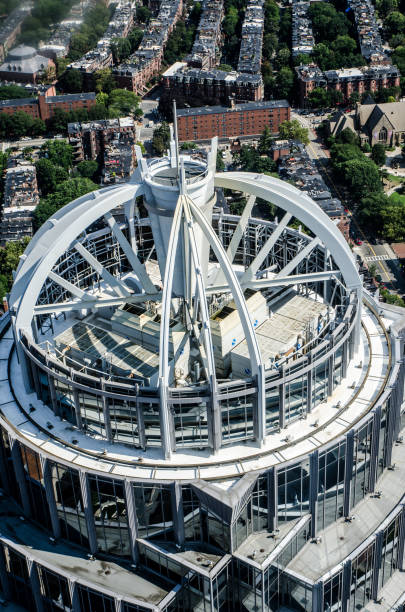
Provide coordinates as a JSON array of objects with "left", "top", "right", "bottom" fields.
[
  {"left": 0, "top": 136, "right": 56, "bottom": 151},
  {"left": 293, "top": 111, "right": 397, "bottom": 290},
  {"left": 138, "top": 99, "right": 159, "bottom": 142}
]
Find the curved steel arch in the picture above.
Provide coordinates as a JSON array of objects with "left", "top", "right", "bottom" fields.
[
  {"left": 9, "top": 166, "right": 363, "bottom": 456},
  {"left": 11, "top": 182, "right": 143, "bottom": 336},
  {"left": 214, "top": 172, "right": 361, "bottom": 292}
]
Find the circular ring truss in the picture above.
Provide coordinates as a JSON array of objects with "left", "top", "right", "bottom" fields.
[{"left": 10, "top": 147, "right": 362, "bottom": 459}]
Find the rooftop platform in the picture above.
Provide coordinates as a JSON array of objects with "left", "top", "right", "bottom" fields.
[
  {"left": 0, "top": 498, "right": 172, "bottom": 608},
  {"left": 0, "top": 303, "right": 392, "bottom": 482},
  {"left": 286, "top": 429, "right": 405, "bottom": 582}
]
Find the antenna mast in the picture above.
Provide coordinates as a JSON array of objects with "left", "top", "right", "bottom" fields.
[{"left": 173, "top": 99, "right": 180, "bottom": 177}]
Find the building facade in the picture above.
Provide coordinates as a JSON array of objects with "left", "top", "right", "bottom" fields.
[
  {"left": 0, "top": 3, "right": 33, "bottom": 62},
  {"left": 0, "top": 45, "right": 55, "bottom": 84},
  {"left": 0, "top": 137, "right": 404, "bottom": 611},
  {"left": 162, "top": 63, "right": 264, "bottom": 106},
  {"left": 330, "top": 100, "right": 405, "bottom": 146},
  {"left": 177, "top": 100, "right": 290, "bottom": 141},
  {"left": 0, "top": 90, "right": 96, "bottom": 121},
  {"left": 0, "top": 163, "right": 39, "bottom": 245},
  {"left": 67, "top": 117, "right": 135, "bottom": 162},
  {"left": 296, "top": 63, "right": 400, "bottom": 105}
]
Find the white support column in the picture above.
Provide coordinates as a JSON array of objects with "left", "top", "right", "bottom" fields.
[
  {"left": 104, "top": 212, "right": 156, "bottom": 294},
  {"left": 73, "top": 241, "right": 130, "bottom": 298},
  {"left": 214, "top": 194, "right": 256, "bottom": 286},
  {"left": 190, "top": 201, "right": 266, "bottom": 445},
  {"left": 158, "top": 194, "right": 184, "bottom": 458}
]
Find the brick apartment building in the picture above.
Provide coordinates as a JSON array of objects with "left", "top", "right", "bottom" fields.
[
  {"left": 162, "top": 63, "right": 264, "bottom": 105},
  {"left": 0, "top": 4, "right": 33, "bottom": 62},
  {"left": 0, "top": 88, "right": 96, "bottom": 121},
  {"left": 0, "top": 163, "right": 39, "bottom": 245},
  {"left": 68, "top": 117, "right": 135, "bottom": 162},
  {"left": 176, "top": 100, "right": 290, "bottom": 142},
  {"left": 296, "top": 63, "right": 400, "bottom": 105}
]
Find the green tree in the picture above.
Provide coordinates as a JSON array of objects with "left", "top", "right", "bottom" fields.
[
  {"left": 357, "top": 192, "right": 387, "bottom": 230},
  {"left": 336, "top": 128, "right": 359, "bottom": 146},
  {"left": 41, "top": 140, "right": 73, "bottom": 170},
  {"left": 152, "top": 122, "right": 170, "bottom": 156},
  {"left": 35, "top": 158, "right": 68, "bottom": 196},
  {"left": 9, "top": 111, "right": 34, "bottom": 138},
  {"left": 217, "top": 64, "right": 233, "bottom": 72},
  {"left": 59, "top": 68, "right": 84, "bottom": 94},
  {"left": 34, "top": 178, "right": 98, "bottom": 228},
  {"left": 385, "top": 11, "right": 405, "bottom": 37},
  {"left": 223, "top": 6, "right": 238, "bottom": 37},
  {"left": 0, "top": 84, "right": 30, "bottom": 100},
  {"left": 94, "top": 68, "right": 116, "bottom": 94},
  {"left": 111, "top": 37, "right": 132, "bottom": 64},
  {"left": 216, "top": 151, "right": 225, "bottom": 171},
  {"left": 136, "top": 5, "right": 151, "bottom": 22},
  {"left": 108, "top": 89, "right": 140, "bottom": 115},
  {"left": 76, "top": 160, "right": 99, "bottom": 180},
  {"left": 274, "top": 67, "right": 294, "bottom": 100},
  {"left": 0, "top": 237, "right": 30, "bottom": 289},
  {"left": 371, "top": 143, "right": 386, "bottom": 167},
  {"left": 128, "top": 28, "right": 144, "bottom": 53},
  {"left": 278, "top": 119, "right": 309, "bottom": 144},
  {"left": 341, "top": 158, "right": 382, "bottom": 199},
  {"left": 258, "top": 126, "right": 273, "bottom": 154},
  {"left": 32, "top": 118, "right": 46, "bottom": 136}
]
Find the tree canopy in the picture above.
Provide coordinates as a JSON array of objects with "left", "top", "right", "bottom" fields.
[
  {"left": 41, "top": 140, "right": 73, "bottom": 171},
  {"left": 35, "top": 158, "right": 68, "bottom": 197},
  {"left": 152, "top": 122, "right": 170, "bottom": 156},
  {"left": 371, "top": 143, "right": 386, "bottom": 167},
  {"left": 34, "top": 178, "right": 98, "bottom": 229},
  {"left": 278, "top": 120, "right": 309, "bottom": 144}
]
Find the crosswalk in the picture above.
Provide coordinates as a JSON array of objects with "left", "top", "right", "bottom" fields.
[{"left": 364, "top": 254, "right": 396, "bottom": 262}]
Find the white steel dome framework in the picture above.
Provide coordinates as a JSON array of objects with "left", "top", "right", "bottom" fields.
[
  {"left": 10, "top": 135, "right": 362, "bottom": 459},
  {"left": 0, "top": 134, "right": 404, "bottom": 612}
]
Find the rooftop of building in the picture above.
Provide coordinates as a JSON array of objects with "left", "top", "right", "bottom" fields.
[
  {"left": 0, "top": 497, "right": 173, "bottom": 608},
  {"left": 286, "top": 430, "right": 405, "bottom": 581},
  {"left": 0, "top": 296, "right": 392, "bottom": 481},
  {"left": 0, "top": 44, "right": 53, "bottom": 75},
  {"left": 177, "top": 100, "right": 289, "bottom": 117}
]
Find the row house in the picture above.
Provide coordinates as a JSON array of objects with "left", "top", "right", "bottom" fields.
[
  {"left": 162, "top": 63, "right": 264, "bottom": 104},
  {"left": 67, "top": 2, "right": 136, "bottom": 88},
  {"left": 291, "top": 0, "right": 314, "bottom": 57},
  {"left": 0, "top": 163, "right": 39, "bottom": 245},
  {"left": 68, "top": 117, "right": 135, "bottom": 162},
  {"left": 113, "top": 0, "right": 183, "bottom": 93},
  {"left": 186, "top": 0, "right": 224, "bottom": 70},
  {"left": 237, "top": 0, "right": 264, "bottom": 75},
  {"left": 296, "top": 63, "right": 400, "bottom": 105},
  {"left": 0, "top": 3, "right": 33, "bottom": 62}
]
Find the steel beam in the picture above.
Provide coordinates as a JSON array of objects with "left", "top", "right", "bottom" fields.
[
  {"left": 241, "top": 211, "right": 292, "bottom": 282},
  {"left": 206, "top": 270, "right": 342, "bottom": 294},
  {"left": 73, "top": 240, "right": 130, "bottom": 298},
  {"left": 104, "top": 212, "right": 156, "bottom": 294},
  {"left": 33, "top": 292, "right": 162, "bottom": 315},
  {"left": 274, "top": 236, "right": 321, "bottom": 279}
]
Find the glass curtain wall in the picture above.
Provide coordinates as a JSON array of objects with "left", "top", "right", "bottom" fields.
[
  {"left": 317, "top": 441, "right": 346, "bottom": 531},
  {"left": 50, "top": 462, "right": 88, "bottom": 547},
  {"left": 88, "top": 476, "right": 129, "bottom": 556}
]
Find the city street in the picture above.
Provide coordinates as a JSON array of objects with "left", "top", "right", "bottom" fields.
[
  {"left": 293, "top": 110, "right": 398, "bottom": 291},
  {"left": 138, "top": 98, "right": 160, "bottom": 142}
]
